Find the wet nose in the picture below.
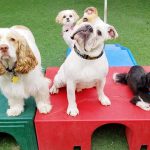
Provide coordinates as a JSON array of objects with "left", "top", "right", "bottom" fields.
[
  {"left": 86, "top": 25, "right": 93, "bottom": 32},
  {"left": 67, "top": 18, "right": 70, "bottom": 21},
  {"left": 0, "top": 44, "right": 8, "bottom": 53}
]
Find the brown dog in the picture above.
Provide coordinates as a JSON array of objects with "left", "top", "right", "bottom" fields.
[{"left": 77, "top": 7, "right": 100, "bottom": 25}]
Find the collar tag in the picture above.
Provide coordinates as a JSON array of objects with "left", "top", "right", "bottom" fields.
[{"left": 12, "top": 76, "right": 20, "bottom": 84}]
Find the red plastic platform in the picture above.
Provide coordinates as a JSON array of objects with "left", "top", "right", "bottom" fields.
[{"left": 35, "top": 66, "right": 150, "bottom": 150}]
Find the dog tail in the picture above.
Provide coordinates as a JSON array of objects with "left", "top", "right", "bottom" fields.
[{"left": 113, "top": 73, "right": 128, "bottom": 84}]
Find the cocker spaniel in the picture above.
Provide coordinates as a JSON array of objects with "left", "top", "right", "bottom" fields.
[{"left": 0, "top": 25, "right": 52, "bottom": 116}]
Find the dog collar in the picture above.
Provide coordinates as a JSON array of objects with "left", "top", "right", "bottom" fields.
[
  {"left": 74, "top": 45, "right": 104, "bottom": 60},
  {"left": 6, "top": 63, "right": 20, "bottom": 84}
]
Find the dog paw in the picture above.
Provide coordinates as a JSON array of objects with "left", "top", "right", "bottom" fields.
[
  {"left": 136, "top": 102, "right": 150, "bottom": 111},
  {"left": 99, "top": 96, "right": 111, "bottom": 106},
  {"left": 112, "top": 73, "right": 119, "bottom": 82},
  {"left": 141, "top": 107, "right": 150, "bottom": 111},
  {"left": 67, "top": 106, "right": 79, "bottom": 117},
  {"left": 7, "top": 106, "right": 24, "bottom": 116},
  {"left": 37, "top": 102, "right": 52, "bottom": 114},
  {"left": 49, "top": 85, "right": 59, "bottom": 94}
]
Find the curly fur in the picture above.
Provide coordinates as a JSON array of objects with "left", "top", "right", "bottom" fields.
[
  {"left": 0, "top": 25, "right": 52, "bottom": 116},
  {"left": 15, "top": 36, "right": 38, "bottom": 74},
  {"left": 0, "top": 62, "right": 6, "bottom": 75}
]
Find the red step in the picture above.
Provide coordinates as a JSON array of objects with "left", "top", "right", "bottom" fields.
[{"left": 35, "top": 66, "right": 150, "bottom": 150}]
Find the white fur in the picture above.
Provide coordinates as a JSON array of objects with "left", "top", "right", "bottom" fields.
[
  {"left": 0, "top": 26, "right": 52, "bottom": 116},
  {"left": 136, "top": 96, "right": 150, "bottom": 111},
  {"left": 50, "top": 21, "right": 118, "bottom": 116},
  {"left": 113, "top": 73, "right": 119, "bottom": 82},
  {"left": 56, "top": 10, "right": 79, "bottom": 48}
]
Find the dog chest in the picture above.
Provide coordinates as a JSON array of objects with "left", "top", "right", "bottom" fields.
[{"left": 76, "top": 80, "right": 98, "bottom": 90}]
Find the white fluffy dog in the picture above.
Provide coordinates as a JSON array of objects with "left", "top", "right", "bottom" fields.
[
  {"left": 50, "top": 21, "right": 118, "bottom": 116},
  {"left": 56, "top": 9, "right": 79, "bottom": 48},
  {"left": 0, "top": 25, "right": 52, "bottom": 116}
]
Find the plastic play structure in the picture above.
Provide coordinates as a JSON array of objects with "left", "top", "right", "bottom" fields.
[{"left": 1, "top": 1, "right": 150, "bottom": 150}]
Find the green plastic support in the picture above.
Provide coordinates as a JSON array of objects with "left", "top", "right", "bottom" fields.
[{"left": 0, "top": 93, "right": 38, "bottom": 150}]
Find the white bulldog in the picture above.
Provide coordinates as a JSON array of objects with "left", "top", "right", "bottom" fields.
[{"left": 50, "top": 20, "right": 118, "bottom": 116}]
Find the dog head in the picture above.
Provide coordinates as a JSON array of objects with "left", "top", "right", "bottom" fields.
[
  {"left": 82, "top": 7, "right": 99, "bottom": 23},
  {"left": 56, "top": 10, "right": 79, "bottom": 25},
  {"left": 0, "top": 28, "right": 38, "bottom": 75},
  {"left": 71, "top": 21, "right": 118, "bottom": 52}
]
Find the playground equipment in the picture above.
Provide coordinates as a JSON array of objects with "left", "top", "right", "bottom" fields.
[{"left": 35, "top": 66, "right": 150, "bottom": 150}]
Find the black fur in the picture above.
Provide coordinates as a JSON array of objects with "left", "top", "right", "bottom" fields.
[{"left": 115, "top": 66, "right": 150, "bottom": 105}]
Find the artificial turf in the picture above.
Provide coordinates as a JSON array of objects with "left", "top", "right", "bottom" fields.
[{"left": 0, "top": 0, "right": 149, "bottom": 149}]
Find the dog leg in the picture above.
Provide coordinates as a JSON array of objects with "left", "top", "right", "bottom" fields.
[
  {"left": 7, "top": 98, "right": 24, "bottom": 116},
  {"left": 131, "top": 96, "right": 150, "bottom": 111},
  {"left": 96, "top": 78, "right": 111, "bottom": 106},
  {"left": 50, "top": 69, "right": 65, "bottom": 94},
  {"left": 34, "top": 77, "right": 52, "bottom": 114},
  {"left": 66, "top": 80, "right": 79, "bottom": 116}
]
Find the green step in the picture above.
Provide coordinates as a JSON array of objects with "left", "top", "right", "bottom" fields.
[{"left": 0, "top": 94, "right": 38, "bottom": 150}]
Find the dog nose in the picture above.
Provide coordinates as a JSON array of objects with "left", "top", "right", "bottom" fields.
[
  {"left": 86, "top": 25, "right": 93, "bottom": 32},
  {"left": 0, "top": 44, "right": 8, "bottom": 53},
  {"left": 67, "top": 18, "right": 70, "bottom": 21}
]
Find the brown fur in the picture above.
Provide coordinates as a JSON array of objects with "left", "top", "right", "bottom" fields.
[
  {"left": 14, "top": 34, "right": 38, "bottom": 74},
  {"left": 84, "top": 7, "right": 98, "bottom": 15},
  {"left": 0, "top": 61, "right": 6, "bottom": 75},
  {"left": 77, "top": 7, "right": 99, "bottom": 25}
]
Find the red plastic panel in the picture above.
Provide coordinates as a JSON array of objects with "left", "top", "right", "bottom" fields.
[{"left": 35, "top": 66, "right": 150, "bottom": 150}]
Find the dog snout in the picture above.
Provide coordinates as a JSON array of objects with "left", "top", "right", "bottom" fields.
[
  {"left": 66, "top": 18, "right": 70, "bottom": 22},
  {"left": 71, "top": 24, "right": 93, "bottom": 40},
  {"left": 85, "top": 25, "right": 93, "bottom": 32},
  {"left": 0, "top": 44, "right": 8, "bottom": 53}
]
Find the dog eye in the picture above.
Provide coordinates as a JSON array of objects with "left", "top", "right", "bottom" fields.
[
  {"left": 69, "top": 15, "right": 72, "bottom": 17},
  {"left": 63, "top": 15, "right": 66, "bottom": 18},
  {"left": 97, "top": 30, "right": 102, "bottom": 36},
  {"left": 10, "top": 38, "right": 16, "bottom": 42}
]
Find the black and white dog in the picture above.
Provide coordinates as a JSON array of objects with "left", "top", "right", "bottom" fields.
[{"left": 113, "top": 66, "right": 150, "bottom": 111}]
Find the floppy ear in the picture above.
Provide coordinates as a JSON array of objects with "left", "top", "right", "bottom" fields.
[
  {"left": 146, "top": 72, "right": 150, "bottom": 85},
  {"left": 0, "top": 62, "right": 6, "bottom": 75},
  {"left": 15, "top": 35, "right": 38, "bottom": 74},
  {"left": 56, "top": 11, "right": 63, "bottom": 24},
  {"left": 72, "top": 10, "right": 79, "bottom": 22},
  {"left": 140, "top": 74, "right": 147, "bottom": 87},
  {"left": 106, "top": 25, "right": 118, "bottom": 40}
]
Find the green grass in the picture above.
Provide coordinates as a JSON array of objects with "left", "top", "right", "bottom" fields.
[{"left": 0, "top": 0, "right": 150, "bottom": 150}]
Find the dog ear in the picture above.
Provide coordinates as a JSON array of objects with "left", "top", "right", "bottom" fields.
[
  {"left": 72, "top": 10, "right": 79, "bottom": 22},
  {"left": 107, "top": 25, "right": 118, "bottom": 39},
  {"left": 56, "top": 11, "right": 63, "bottom": 24},
  {"left": 140, "top": 74, "right": 147, "bottom": 87},
  {"left": 146, "top": 72, "right": 150, "bottom": 85},
  {"left": 84, "top": 7, "right": 98, "bottom": 16},
  {"left": 106, "top": 25, "right": 118, "bottom": 40},
  {"left": 15, "top": 35, "right": 38, "bottom": 74},
  {"left": 0, "top": 61, "right": 6, "bottom": 75}
]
